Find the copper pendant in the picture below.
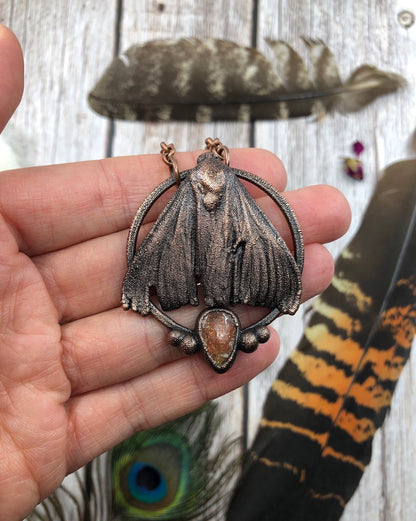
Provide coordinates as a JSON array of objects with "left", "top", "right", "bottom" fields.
[{"left": 122, "top": 139, "right": 304, "bottom": 373}]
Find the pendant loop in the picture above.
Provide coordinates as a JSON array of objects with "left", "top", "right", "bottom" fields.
[
  {"left": 204, "top": 137, "right": 230, "bottom": 166},
  {"left": 160, "top": 141, "right": 180, "bottom": 185}
]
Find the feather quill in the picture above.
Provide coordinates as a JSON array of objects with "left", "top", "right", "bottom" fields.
[
  {"left": 88, "top": 38, "right": 404, "bottom": 121},
  {"left": 227, "top": 159, "right": 416, "bottom": 521}
]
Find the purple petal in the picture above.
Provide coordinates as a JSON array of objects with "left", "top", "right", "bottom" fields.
[{"left": 352, "top": 140, "right": 364, "bottom": 157}]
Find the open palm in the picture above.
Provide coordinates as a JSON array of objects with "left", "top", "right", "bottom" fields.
[{"left": 0, "top": 25, "right": 351, "bottom": 521}]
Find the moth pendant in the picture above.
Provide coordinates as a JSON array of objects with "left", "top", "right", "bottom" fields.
[{"left": 122, "top": 140, "right": 304, "bottom": 373}]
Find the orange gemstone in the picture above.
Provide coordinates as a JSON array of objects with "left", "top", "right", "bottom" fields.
[{"left": 198, "top": 309, "right": 239, "bottom": 370}]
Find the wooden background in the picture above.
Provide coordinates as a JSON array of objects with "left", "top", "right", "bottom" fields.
[{"left": 1, "top": 0, "right": 416, "bottom": 519}]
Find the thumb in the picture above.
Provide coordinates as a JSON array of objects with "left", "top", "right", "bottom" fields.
[{"left": 0, "top": 25, "right": 24, "bottom": 133}]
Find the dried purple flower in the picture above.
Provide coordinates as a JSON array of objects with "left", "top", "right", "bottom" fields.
[
  {"left": 344, "top": 157, "right": 364, "bottom": 180},
  {"left": 352, "top": 140, "right": 364, "bottom": 157}
]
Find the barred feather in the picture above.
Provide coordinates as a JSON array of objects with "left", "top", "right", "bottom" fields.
[
  {"left": 88, "top": 38, "right": 404, "bottom": 122},
  {"left": 227, "top": 159, "right": 416, "bottom": 521}
]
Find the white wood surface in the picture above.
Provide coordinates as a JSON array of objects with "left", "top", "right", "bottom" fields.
[{"left": 1, "top": 0, "right": 415, "bottom": 519}]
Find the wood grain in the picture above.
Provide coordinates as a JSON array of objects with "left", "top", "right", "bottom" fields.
[{"left": 1, "top": 0, "right": 415, "bottom": 519}]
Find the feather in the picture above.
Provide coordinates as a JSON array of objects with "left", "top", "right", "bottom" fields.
[
  {"left": 110, "top": 404, "right": 238, "bottom": 520},
  {"left": 27, "top": 403, "right": 239, "bottom": 521},
  {"left": 88, "top": 38, "right": 404, "bottom": 122},
  {"left": 227, "top": 159, "right": 416, "bottom": 521}
]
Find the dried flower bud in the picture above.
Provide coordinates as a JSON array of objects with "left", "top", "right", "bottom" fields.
[
  {"left": 352, "top": 140, "right": 364, "bottom": 157},
  {"left": 344, "top": 157, "right": 363, "bottom": 180}
]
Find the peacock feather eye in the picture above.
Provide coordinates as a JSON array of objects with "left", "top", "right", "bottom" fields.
[
  {"left": 112, "top": 433, "right": 191, "bottom": 518},
  {"left": 127, "top": 462, "right": 168, "bottom": 504},
  {"left": 108, "top": 403, "right": 238, "bottom": 521}
]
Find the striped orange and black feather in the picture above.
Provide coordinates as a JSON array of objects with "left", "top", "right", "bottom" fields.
[{"left": 227, "top": 159, "right": 416, "bottom": 521}]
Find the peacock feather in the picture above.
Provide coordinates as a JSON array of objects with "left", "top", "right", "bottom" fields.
[{"left": 28, "top": 403, "right": 238, "bottom": 521}]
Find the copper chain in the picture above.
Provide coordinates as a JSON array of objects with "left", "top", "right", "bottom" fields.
[
  {"left": 204, "top": 137, "right": 230, "bottom": 166},
  {"left": 160, "top": 138, "right": 230, "bottom": 185},
  {"left": 160, "top": 141, "right": 180, "bottom": 185}
]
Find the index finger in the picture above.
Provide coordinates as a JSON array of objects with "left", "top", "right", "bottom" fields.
[
  {"left": 0, "top": 149, "right": 286, "bottom": 256},
  {"left": 0, "top": 25, "right": 24, "bottom": 132}
]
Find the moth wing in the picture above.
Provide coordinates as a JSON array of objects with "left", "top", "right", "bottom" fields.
[
  {"left": 235, "top": 183, "right": 302, "bottom": 314},
  {"left": 202, "top": 175, "right": 302, "bottom": 314},
  {"left": 122, "top": 180, "right": 198, "bottom": 315}
]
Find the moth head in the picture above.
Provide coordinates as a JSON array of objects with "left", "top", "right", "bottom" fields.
[{"left": 192, "top": 153, "right": 226, "bottom": 211}]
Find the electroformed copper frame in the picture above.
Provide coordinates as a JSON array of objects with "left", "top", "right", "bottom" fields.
[{"left": 122, "top": 140, "right": 304, "bottom": 373}]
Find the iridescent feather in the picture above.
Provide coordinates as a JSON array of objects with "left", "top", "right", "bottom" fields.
[{"left": 27, "top": 403, "right": 238, "bottom": 521}]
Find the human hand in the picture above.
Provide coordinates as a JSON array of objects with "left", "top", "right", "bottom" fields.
[{"left": 0, "top": 25, "right": 351, "bottom": 521}]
